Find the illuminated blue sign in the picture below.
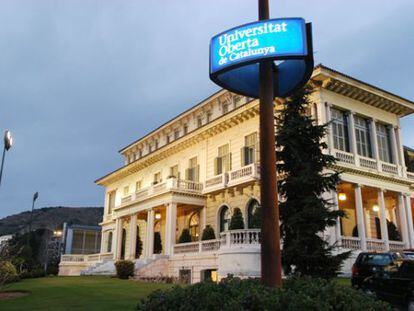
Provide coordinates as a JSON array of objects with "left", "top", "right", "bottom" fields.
[{"left": 210, "top": 18, "right": 307, "bottom": 75}]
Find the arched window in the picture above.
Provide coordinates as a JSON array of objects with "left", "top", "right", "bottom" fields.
[
  {"left": 219, "top": 206, "right": 231, "bottom": 232},
  {"left": 107, "top": 231, "right": 113, "bottom": 253},
  {"left": 189, "top": 212, "right": 200, "bottom": 241},
  {"left": 247, "top": 199, "right": 261, "bottom": 229}
]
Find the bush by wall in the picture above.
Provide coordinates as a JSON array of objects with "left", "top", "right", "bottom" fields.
[
  {"left": 0, "top": 261, "right": 18, "bottom": 286},
  {"left": 201, "top": 225, "right": 216, "bottom": 241},
  {"left": 136, "top": 277, "right": 391, "bottom": 311},
  {"left": 178, "top": 229, "right": 192, "bottom": 243},
  {"left": 154, "top": 232, "right": 162, "bottom": 254},
  {"left": 229, "top": 208, "right": 244, "bottom": 230},
  {"left": 115, "top": 260, "right": 135, "bottom": 279}
]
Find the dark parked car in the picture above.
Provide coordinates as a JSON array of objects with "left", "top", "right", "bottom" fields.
[
  {"left": 351, "top": 252, "right": 405, "bottom": 288},
  {"left": 362, "top": 260, "right": 414, "bottom": 310}
]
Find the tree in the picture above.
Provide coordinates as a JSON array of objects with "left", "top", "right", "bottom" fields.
[
  {"left": 276, "top": 86, "right": 350, "bottom": 278},
  {"left": 135, "top": 231, "right": 143, "bottom": 258},
  {"left": 229, "top": 208, "right": 245, "bottom": 230},
  {"left": 201, "top": 225, "right": 216, "bottom": 240},
  {"left": 153, "top": 232, "right": 162, "bottom": 254},
  {"left": 178, "top": 229, "right": 192, "bottom": 243}
]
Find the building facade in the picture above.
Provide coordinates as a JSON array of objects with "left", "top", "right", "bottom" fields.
[{"left": 59, "top": 65, "right": 414, "bottom": 282}]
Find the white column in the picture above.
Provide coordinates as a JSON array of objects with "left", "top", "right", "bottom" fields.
[
  {"left": 146, "top": 209, "right": 154, "bottom": 257},
  {"left": 370, "top": 119, "right": 381, "bottom": 170},
  {"left": 201, "top": 205, "right": 207, "bottom": 231},
  {"left": 404, "top": 195, "right": 414, "bottom": 248},
  {"left": 396, "top": 126, "right": 407, "bottom": 177},
  {"left": 348, "top": 112, "right": 359, "bottom": 166},
  {"left": 165, "top": 203, "right": 177, "bottom": 255},
  {"left": 389, "top": 126, "right": 400, "bottom": 174},
  {"left": 378, "top": 189, "right": 390, "bottom": 250},
  {"left": 129, "top": 214, "right": 138, "bottom": 259},
  {"left": 397, "top": 193, "right": 409, "bottom": 248},
  {"left": 330, "top": 190, "right": 341, "bottom": 245},
  {"left": 114, "top": 218, "right": 123, "bottom": 260},
  {"left": 325, "top": 103, "right": 334, "bottom": 153},
  {"left": 100, "top": 231, "right": 106, "bottom": 253},
  {"left": 354, "top": 184, "right": 367, "bottom": 250}
]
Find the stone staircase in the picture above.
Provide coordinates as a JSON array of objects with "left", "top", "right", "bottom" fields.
[
  {"left": 81, "top": 260, "right": 116, "bottom": 276},
  {"left": 135, "top": 256, "right": 170, "bottom": 279},
  {"left": 80, "top": 255, "right": 170, "bottom": 277}
]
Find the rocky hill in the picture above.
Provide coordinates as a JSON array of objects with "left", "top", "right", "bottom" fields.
[{"left": 0, "top": 206, "right": 103, "bottom": 235}]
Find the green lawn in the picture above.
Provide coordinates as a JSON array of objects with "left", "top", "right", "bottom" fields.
[{"left": 0, "top": 276, "right": 172, "bottom": 311}]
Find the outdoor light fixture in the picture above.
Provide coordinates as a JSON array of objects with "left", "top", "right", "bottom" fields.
[
  {"left": 338, "top": 193, "right": 347, "bottom": 201},
  {"left": 372, "top": 205, "right": 380, "bottom": 212},
  {"left": 54, "top": 230, "right": 62, "bottom": 237},
  {"left": 4, "top": 130, "right": 12, "bottom": 151},
  {"left": 155, "top": 212, "right": 161, "bottom": 220},
  {"left": 0, "top": 129, "right": 13, "bottom": 187}
]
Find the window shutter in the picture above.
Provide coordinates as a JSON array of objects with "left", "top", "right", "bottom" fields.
[
  {"left": 195, "top": 165, "right": 200, "bottom": 182},
  {"left": 185, "top": 168, "right": 190, "bottom": 180},
  {"left": 214, "top": 157, "right": 218, "bottom": 176},
  {"left": 241, "top": 147, "right": 246, "bottom": 167}
]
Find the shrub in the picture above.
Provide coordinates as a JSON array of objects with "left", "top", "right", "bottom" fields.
[
  {"left": 0, "top": 261, "right": 18, "bottom": 286},
  {"left": 135, "top": 233, "right": 143, "bottom": 259},
  {"left": 136, "top": 277, "right": 391, "bottom": 311},
  {"left": 229, "top": 208, "right": 244, "bottom": 230},
  {"left": 154, "top": 232, "right": 162, "bottom": 254},
  {"left": 115, "top": 260, "right": 135, "bottom": 279},
  {"left": 178, "top": 229, "right": 192, "bottom": 243},
  {"left": 201, "top": 225, "right": 216, "bottom": 241},
  {"left": 20, "top": 267, "right": 46, "bottom": 279}
]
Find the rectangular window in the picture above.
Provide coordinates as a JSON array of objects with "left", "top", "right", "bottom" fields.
[
  {"left": 186, "top": 157, "right": 199, "bottom": 181},
  {"left": 174, "top": 130, "right": 180, "bottom": 140},
  {"left": 197, "top": 117, "right": 203, "bottom": 128},
  {"left": 170, "top": 165, "right": 179, "bottom": 179},
  {"left": 242, "top": 133, "right": 258, "bottom": 166},
  {"left": 206, "top": 111, "right": 212, "bottom": 123},
  {"left": 166, "top": 135, "right": 170, "bottom": 144},
  {"left": 222, "top": 103, "right": 229, "bottom": 114},
  {"left": 135, "top": 181, "right": 142, "bottom": 192},
  {"left": 183, "top": 124, "right": 188, "bottom": 135},
  {"left": 149, "top": 144, "right": 153, "bottom": 153},
  {"left": 331, "top": 108, "right": 350, "bottom": 152},
  {"left": 123, "top": 186, "right": 129, "bottom": 196},
  {"left": 155, "top": 139, "right": 159, "bottom": 150},
  {"left": 376, "top": 123, "right": 393, "bottom": 163},
  {"left": 153, "top": 172, "right": 162, "bottom": 184},
  {"left": 107, "top": 191, "right": 116, "bottom": 214},
  {"left": 215, "top": 144, "right": 231, "bottom": 175},
  {"left": 354, "top": 116, "right": 372, "bottom": 158}
]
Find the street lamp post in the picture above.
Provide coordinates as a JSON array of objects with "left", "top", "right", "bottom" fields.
[
  {"left": 0, "top": 130, "right": 13, "bottom": 188},
  {"left": 258, "top": 0, "right": 283, "bottom": 288},
  {"left": 28, "top": 192, "right": 39, "bottom": 233}
]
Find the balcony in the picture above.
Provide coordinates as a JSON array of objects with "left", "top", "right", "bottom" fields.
[
  {"left": 407, "top": 171, "right": 414, "bottom": 181},
  {"left": 61, "top": 252, "right": 114, "bottom": 263},
  {"left": 118, "top": 178, "right": 203, "bottom": 208},
  {"left": 227, "top": 163, "right": 260, "bottom": 187},
  {"left": 333, "top": 149, "right": 405, "bottom": 178},
  {"left": 172, "top": 229, "right": 260, "bottom": 255},
  {"left": 204, "top": 174, "right": 228, "bottom": 193}
]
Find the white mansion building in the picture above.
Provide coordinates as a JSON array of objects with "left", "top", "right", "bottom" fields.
[{"left": 59, "top": 65, "right": 414, "bottom": 283}]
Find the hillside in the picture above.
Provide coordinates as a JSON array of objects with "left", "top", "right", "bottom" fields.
[{"left": 0, "top": 206, "right": 103, "bottom": 236}]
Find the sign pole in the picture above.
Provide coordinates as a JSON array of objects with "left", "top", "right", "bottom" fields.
[{"left": 258, "top": 0, "right": 282, "bottom": 288}]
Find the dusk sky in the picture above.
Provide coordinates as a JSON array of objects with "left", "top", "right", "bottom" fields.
[{"left": 0, "top": 0, "right": 413, "bottom": 218}]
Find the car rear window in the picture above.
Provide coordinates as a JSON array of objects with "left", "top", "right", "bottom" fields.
[{"left": 359, "top": 254, "right": 392, "bottom": 265}]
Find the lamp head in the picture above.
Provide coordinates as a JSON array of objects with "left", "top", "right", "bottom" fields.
[{"left": 4, "top": 130, "right": 12, "bottom": 151}]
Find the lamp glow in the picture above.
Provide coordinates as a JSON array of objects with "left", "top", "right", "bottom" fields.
[
  {"left": 338, "top": 193, "right": 347, "bottom": 201},
  {"left": 372, "top": 205, "right": 380, "bottom": 212},
  {"left": 155, "top": 213, "right": 161, "bottom": 220}
]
